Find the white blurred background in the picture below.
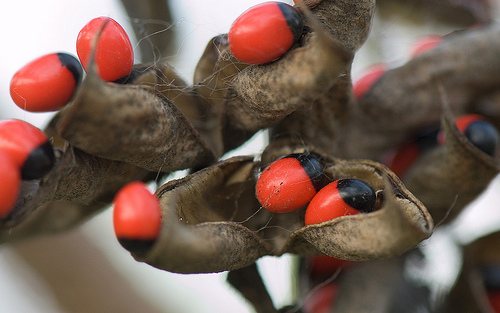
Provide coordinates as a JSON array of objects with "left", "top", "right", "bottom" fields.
[{"left": 0, "top": 1, "right": 500, "bottom": 312}]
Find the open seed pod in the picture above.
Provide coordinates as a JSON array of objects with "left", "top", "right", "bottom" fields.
[
  {"left": 57, "top": 53, "right": 216, "bottom": 173},
  {"left": 221, "top": 4, "right": 357, "bottom": 151},
  {"left": 403, "top": 106, "right": 500, "bottom": 224},
  {"left": 129, "top": 143, "right": 433, "bottom": 274},
  {"left": 352, "top": 24, "right": 500, "bottom": 159}
]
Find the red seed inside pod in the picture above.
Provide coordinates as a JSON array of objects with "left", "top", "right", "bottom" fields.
[
  {"left": 113, "top": 182, "right": 162, "bottom": 254},
  {"left": 0, "top": 119, "right": 55, "bottom": 180},
  {"left": 76, "top": 16, "right": 134, "bottom": 82},
  {"left": 352, "top": 64, "right": 386, "bottom": 99},
  {"left": 228, "top": 2, "right": 303, "bottom": 64},
  {"left": 305, "top": 179, "right": 376, "bottom": 225},
  {"left": 438, "top": 114, "right": 499, "bottom": 156},
  {"left": 256, "top": 153, "right": 323, "bottom": 213},
  {"left": 0, "top": 150, "right": 21, "bottom": 218},
  {"left": 10, "top": 53, "right": 82, "bottom": 112}
]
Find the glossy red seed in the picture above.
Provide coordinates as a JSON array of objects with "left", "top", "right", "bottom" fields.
[
  {"left": 228, "top": 2, "right": 303, "bottom": 64},
  {"left": 308, "top": 254, "right": 353, "bottom": 278},
  {"left": 385, "top": 142, "right": 420, "bottom": 178},
  {"left": 305, "top": 179, "right": 376, "bottom": 225},
  {"left": 352, "top": 64, "right": 386, "bottom": 99},
  {"left": 10, "top": 53, "right": 82, "bottom": 112},
  {"left": 77, "top": 16, "right": 134, "bottom": 81},
  {"left": 0, "top": 119, "right": 54, "bottom": 180},
  {"left": 409, "top": 35, "right": 442, "bottom": 57},
  {"left": 383, "top": 128, "right": 439, "bottom": 177},
  {"left": 0, "top": 150, "right": 21, "bottom": 218},
  {"left": 113, "top": 182, "right": 162, "bottom": 253},
  {"left": 256, "top": 153, "right": 322, "bottom": 213}
]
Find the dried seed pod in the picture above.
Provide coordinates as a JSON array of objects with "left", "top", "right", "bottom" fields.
[
  {"left": 302, "top": 0, "right": 375, "bottom": 52},
  {"left": 403, "top": 106, "right": 500, "bottom": 224},
  {"left": 136, "top": 156, "right": 269, "bottom": 273},
  {"left": 193, "top": 34, "right": 249, "bottom": 108},
  {"left": 129, "top": 144, "right": 432, "bottom": 273},
  {"left": 222, "top": 8, "right": 353, "bottom": 150},
  {"left": 57, "top": 59, "right": 216, "bottom": 172},
  {"left": 284, "top": 159, "right": 432, "bottom": 261},
  {"left": 127, "top": 61, "right": 224, "bottom": 157},
  {"left": 353, "top": 25, "right": 500, "bottom": 159}
]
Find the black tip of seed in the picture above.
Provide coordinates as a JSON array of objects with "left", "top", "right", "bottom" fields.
[
  {"left": 21, "top": 141, "right": 55, "bottom": 180},
  {"left": 118, "top": 237, "right": 156, "bottom": 255},
  {"left": 337, "top": 179, "right": 376, "bottom": 213},
  {"left": 292, "top": 153, "right": 324, "bottom": 191},
  {"left": 277, "top": 2, "right": 304, "bottom": 42},
  {"left": 57, "top": 53, "right": 83, "bottom": 85},
  {"left": 465, "top": 121, "right": 499, "bottom": 156}
]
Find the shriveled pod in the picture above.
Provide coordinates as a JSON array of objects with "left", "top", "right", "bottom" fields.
[
  {"left": 402, "top": 106, "right": 500, "bottom": 224},
  {"left": 125, "top": 61, "right": 223, "bottom": 157},
  {"left": 57, "top": 50, "right": 216, "bottom": 173},
  {"left": 350, "top": 25, "right": 500, "bottom": 160},
  {"left": 196, "top": 4, "right": 355, "bottom": 152},
  {"left": 124, "top": 144, "right": 432, "bottom": 274}
]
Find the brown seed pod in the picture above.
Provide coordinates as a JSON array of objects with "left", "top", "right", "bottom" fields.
[
  {"left": 57, "top": 60, "right": 216, "bottom": 172},
  {"left": 222, "top": 8, "right": 353, "bottom": 151},
  {"left": 129, "top": 144, "right": 432, "bottom": 274},
  {"left": 127, "top": 61, "right": 225, "bottom": 157},
  {"left": 353, "top": 25, "right": 500, "bottom": 159},
  {"left": 403, "top": 105, "right": 500, "bottom": 224}
]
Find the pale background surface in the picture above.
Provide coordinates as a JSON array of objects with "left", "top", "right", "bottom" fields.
[{"left": 0, "top": 1, "right": 499, "bottom": 312}]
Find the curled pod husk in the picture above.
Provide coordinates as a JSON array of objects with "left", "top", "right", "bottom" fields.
[
  {"left": 283, "top": 157, "right": 433, "bottom": 261},
  {"left": 267, "top": 0, "right": 375, "bottom": 157},
  {"left": 300, "top": 0, "right": 375, "bottom": 52},
  {"left": 353, "top": 25, "right": 500, "bottom": 159},
  {"left": 57, "top": 61, "right": 216, "bottom": 173},
  {"left": 192, "top": 34, "right": 249, "bottom": 156},
  {"left": 126, "top": 61, "right": 224, "bottom": 157},
  {"left": 136, "top": 156, "right": 270, "bottom": 274},
  {"left": 402, "top": 107, "right": 500, "bottom": 224},
  {"left": 131, "top": 146, "right": 432, "bottom": 273}
]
